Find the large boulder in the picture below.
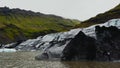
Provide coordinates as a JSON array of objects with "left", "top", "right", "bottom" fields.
[{"left": 61, "top": 31, "right": 96, "bottom": 61}]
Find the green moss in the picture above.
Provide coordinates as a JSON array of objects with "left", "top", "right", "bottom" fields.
[{"left": 0, "top": 7, "right": 80, "bottom": 44}]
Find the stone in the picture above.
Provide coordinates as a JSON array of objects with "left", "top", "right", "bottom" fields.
[{"left": 61, "top": 31, "right": 96, "bottom": 61}]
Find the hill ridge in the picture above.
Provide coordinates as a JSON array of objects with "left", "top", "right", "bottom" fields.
[
  {"left": 76, "top": 4, "right": 120, "bottom": 27},
  {"left": 0, "top": 7, "right": 80, "bottom": 44}
]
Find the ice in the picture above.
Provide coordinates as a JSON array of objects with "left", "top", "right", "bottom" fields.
[
  {"left": 0, "top": 48, "right": 16, "bottom": 52},
  {"left": 42, "top": 35, "right": 55, "bottom": 42}
]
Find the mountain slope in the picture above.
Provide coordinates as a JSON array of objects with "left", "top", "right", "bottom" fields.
[
  {"left": 77, "top": 4, "right": 120, "bottom": 27},
  {"left": 0, "top": 7, "right": 80, "bottom": 44}
]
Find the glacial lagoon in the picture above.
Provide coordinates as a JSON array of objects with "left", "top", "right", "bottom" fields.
[{"left": 0, "top": 51, "right": 120, "bottom": 68}]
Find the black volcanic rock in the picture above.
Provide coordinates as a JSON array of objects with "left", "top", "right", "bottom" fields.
[
  {"left": 61, "top": 26, "right": 120, "bottom": 61},
  {"left": 61, "top": 31, "right": 96, "bottom": 61},
  {"left": 95, "top": 26, "right": 120, "bottom": 61}
]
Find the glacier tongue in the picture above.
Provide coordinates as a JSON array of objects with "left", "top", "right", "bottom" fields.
[
  {"left": 15, "top": 28, "right": 81, "bottom": 51},
  {"left": 2, "top": 19, "right": 120, "bottom": 54}
]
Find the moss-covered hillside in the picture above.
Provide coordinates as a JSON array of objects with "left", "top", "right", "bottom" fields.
[
  {"left": 76, "top": 4, "right": 120, "bottom": 28},
  {"left": 0, "top": 7, "right": 80, "bottom": 44}
]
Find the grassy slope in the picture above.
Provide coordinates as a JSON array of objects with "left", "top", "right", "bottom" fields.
[
  {"left": 0, "top": 7, "right": 80, "bottom": 44},
  {"left": 76, "top": 4, "right": 120, "bottom": 28}
]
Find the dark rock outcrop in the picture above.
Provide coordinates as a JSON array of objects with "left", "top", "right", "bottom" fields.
[
  {"left": 62, "top": 26, "right": 120, "bottom": 61},
  {"left": 95, "top": 26, "right": 120, "bottom": 61},
  {"left": 61, "top": 31, "right": 96, "bottom": 61}
]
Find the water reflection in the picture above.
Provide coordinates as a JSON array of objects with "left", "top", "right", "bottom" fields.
[{"left": 61, "top": 61, "right": 120, "bottom": 68}]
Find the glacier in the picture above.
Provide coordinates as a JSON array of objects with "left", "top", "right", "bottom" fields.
[
  {"left": 1, "top": 19, "right": 120, "bottom": 57},
  {"left": 15, "top": 19, "right": 120, "bottom": 51}
]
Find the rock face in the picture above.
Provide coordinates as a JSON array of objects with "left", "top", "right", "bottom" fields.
[
  {"left": 61, "top": 31, "right": 96, "bottom": 61},
  {"left": 95, "top": 26, "right": 120, "bottom": 61},
  {"left": 62, "top": 25, "right": 120, "bottom": 61}
]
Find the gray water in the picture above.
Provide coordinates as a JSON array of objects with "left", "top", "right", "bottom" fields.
[{"left": 0, "top": 52, "right": 120, "bottom": 68}]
